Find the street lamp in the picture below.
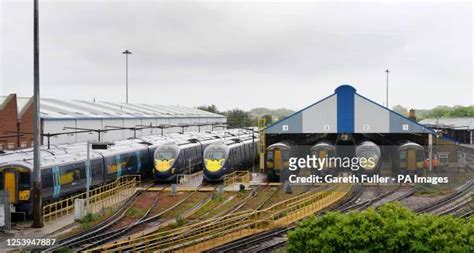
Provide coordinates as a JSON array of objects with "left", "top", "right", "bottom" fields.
[
  {"left": 32, "top": 0, "right": 43, "bottom": 228},
  {"left": 385, "top": 69, "right": 390, "bottom": 108},
  {"left": 122, "top": 50, "right": 132, "bottom": 103}
]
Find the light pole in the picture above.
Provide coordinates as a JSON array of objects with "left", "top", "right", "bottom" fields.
[
  {"left": 32, "top": 0, "right": 43, "bottom": 228},
  {"left": 385, "top": 69, "right": 390, "bottom": 108},
  {"left": 122, "top": 50, "right": 132, "bottom": 103}
]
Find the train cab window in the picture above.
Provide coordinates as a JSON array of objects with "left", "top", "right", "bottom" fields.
[
  {"left": 19, "top": 172, "right": 30, "bottom": 188},
  {"left": 282, "top": 151, "right": 290, "bottom": 161},
  {"left": 267, "top": 151, "right": 274, "bottom": 161},
  {"left": 206, "top": 151, "right": 225, "bottom": 160},
  {"left": 157, "top": 151, "right": 175, "bottom": 160},
  {"left": 399, "top": 151, "right": 407, "bottom": 160}
]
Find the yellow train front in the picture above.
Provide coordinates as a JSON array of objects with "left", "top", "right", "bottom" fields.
[
  {"left": 203, "top": 135, "right": 258, "bottom": 182},
  {"left": 396, "top": 141, "right": 425, "bottom": 175},
  {"left": 264, "top": 142, "right": 293, "bottom": 181},
  {"left": 0, "top": 161, "right": 33, "bottom": 214}
]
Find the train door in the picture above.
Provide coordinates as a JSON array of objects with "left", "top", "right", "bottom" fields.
[
  {"left": 407, "top": 149, "right": 416, "bottom": 170},
  {"left": 4, "top": 170, "right": 16, "bottom": 204},
  {"left": 274, "top": 149, "right": 283, "bottom": 170}
]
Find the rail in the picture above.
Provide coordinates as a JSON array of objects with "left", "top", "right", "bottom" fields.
[
  {"left": 42, "top": 175, "right": 140, "bottom": 223},
  {"left": 90, "top": 183, "right": 351, "bottom": 252},
  {"left": 223, "top": 171, "right": 250, "bottom": 186}
]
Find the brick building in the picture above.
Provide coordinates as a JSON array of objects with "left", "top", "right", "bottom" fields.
[{"left": 0, "top": 94, "right": 35, "bottom": 150}]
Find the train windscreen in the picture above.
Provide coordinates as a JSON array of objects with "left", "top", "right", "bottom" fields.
[{"left": 206, "top": 151, "right": 225, "bottom": 160}]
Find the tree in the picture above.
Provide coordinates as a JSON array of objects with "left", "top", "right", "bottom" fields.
[
  {"left": 196, "top": 104, "right": 219, "bottom": 114},
  {"left": 287, "top": 202, "right": 474, "bottom": 253},
  {"left": 261, "top": 114, "right": 273, "bottom": 126},
  {"left": 392, "top": 105, "right": 408, "bottom": 116},
  {"left": 225, "top": 109, "right": 253, "bottom": 128}
]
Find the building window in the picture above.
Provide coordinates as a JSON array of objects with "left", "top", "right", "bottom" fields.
[
  {"left": 20, "top": 141, "right": 28, "bottom": 148},
  {"left": 7, "top": 143, "right": 15, "bottom": 149},
  {"left": 439, "top": 153, "right": 449, "bottom": 163}
]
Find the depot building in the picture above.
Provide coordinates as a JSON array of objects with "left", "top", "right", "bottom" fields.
[{"left": 264, "top": 85, "right": 459, "bottom": 170}]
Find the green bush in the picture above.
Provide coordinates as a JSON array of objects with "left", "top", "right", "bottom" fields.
[{"left": 287, "top": 202, "right": 474, "bottom": 253}]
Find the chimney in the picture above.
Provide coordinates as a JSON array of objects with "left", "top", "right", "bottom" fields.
[{"left": 409, "top": 109, "right": 416, "bottom": 121}]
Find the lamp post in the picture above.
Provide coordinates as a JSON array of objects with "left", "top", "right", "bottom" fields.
[
  {"left": 32, "top": 0, "right": 43, "bottom": 228},
  {"left": 385, "top": 69, "right": 390, "bottom": 108},
  {"left": 122, "top": 50, "right": 132, "bottom": 103}
]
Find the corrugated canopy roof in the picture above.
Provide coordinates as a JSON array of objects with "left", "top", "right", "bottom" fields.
[
  {"left": 1, "top": 96, "right": 224, "bottom": 119},
  {"left": 419, "top": 117, "right": 474, "bottom": 130}
]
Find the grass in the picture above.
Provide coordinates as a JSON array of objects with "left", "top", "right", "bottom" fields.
[{"left": 126, "top": 207, "right": 147, "bottom": 219}]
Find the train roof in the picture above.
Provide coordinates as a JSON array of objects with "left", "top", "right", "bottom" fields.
[
  {"left": 0, "top": 129, "right": 252, "bottom": 169},
  {"left": 399, "top": 141, "right": 423, "bottom": 149}
]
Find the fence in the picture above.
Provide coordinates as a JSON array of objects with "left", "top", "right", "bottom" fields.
[
  {"left": 223, "top": 171, "right": 251, "bottom": 186},
  {"left": 91, "top": 183, "right": 351, "bottom": 252},
  {"left": 42, "top": 175, "right": 139, "bottom": 223},
  {"left": 0, "top": 191, "right": 11, "bottom": 231}
]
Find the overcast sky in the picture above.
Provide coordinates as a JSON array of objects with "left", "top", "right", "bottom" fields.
[{"left": 1, "top": 0, "right": 472, "bottom": 111}]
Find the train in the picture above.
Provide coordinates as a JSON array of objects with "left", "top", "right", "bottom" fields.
[
  {"left": 264, "top": 136, "right": 426, "bottom": 181},
  {"left": 154, "top": 129, "right": 255, "bottom": 181},
  {"left": 0, "top": 129, "right": 248, "bottom": 215},
  {"left": 264, "top": 142, "right": 295, "bottom": 181},
  {"left": 310, "top": 141, "right": 337, "bottom": 174},
  {"left": 395, "top": 141, "right": 426, "bottom": 174},
  {"left": 203, "top": 134, "right": 259, "bottom": 182}
]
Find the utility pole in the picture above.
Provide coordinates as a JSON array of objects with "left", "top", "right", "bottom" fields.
[
  {"left": 32, "top": 0, "right": 43, "bottom": 228},
  {"left": 385, "top": 69, "right": 390, "bottom": 108},
  {"left": 122, "top": 50, "right": 132, "bottom": 103}
]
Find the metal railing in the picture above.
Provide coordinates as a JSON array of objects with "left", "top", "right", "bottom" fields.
[
  {"left": 42, "top": 175, "right": 140, "bottom": 223},
  {"left": 223, "top": 171, "right": 250, "bottom": 186},
  {"left": 91, "top": 183, "right": 351, "bottom": 252}
]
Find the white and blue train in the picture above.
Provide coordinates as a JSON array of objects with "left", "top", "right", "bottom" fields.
[{"left": 0, "top": 129, "right": 247, "bottom": 215}]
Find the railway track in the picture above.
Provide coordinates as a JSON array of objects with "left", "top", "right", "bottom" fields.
[
  {"left": 86, "top": 186, "right": 217, "bottom": 251},
  {"left": 414, "top": 179, "right": 473, "bottom": 215},
  {"left": 43, "top": 185, "right": 210, "bottom": 252},
  {"left": 41, "top": 189, "right": 144, "bottom": 252},
  {"left": 205, "top": 185, "right": 334, "bottom": 253}
]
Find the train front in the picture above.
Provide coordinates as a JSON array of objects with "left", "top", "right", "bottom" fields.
[
  {"left": 203, "top": 143, "right": 228, "bottom": 182},
  {"left": 154, "top": 144, "right": 180, "bottom": 181},
  {"left": 355, "top": 141, "right": 381, "bottom": 173},
  {"left": 0, "top": 163, "right": 32, "bottom": 215}
]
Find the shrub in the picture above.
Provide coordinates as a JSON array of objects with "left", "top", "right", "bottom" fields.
[{"left": 287, "top": 202, "right": 473, "bottom": 253}]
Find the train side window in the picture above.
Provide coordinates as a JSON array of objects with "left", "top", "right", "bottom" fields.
[
  {"left": 92, "top": 160, "right": 103, "bottom": 176},
  {"left": 41, "top": 168, "right": 54, "bottom": 188},
  {"left": 127, "top": 153, "right": 138, "bottom": 169}
]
